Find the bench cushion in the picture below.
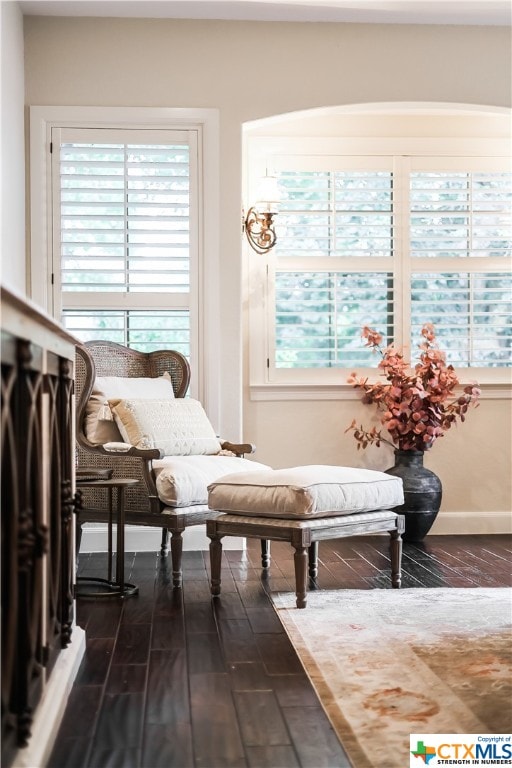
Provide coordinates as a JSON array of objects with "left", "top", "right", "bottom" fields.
[{"left": 208, "top": 465, "right": 404, "bottom": 519}]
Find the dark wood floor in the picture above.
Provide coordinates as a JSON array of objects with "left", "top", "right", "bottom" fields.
[{"left": 48, "top": 534, "right": 512, "bottom": 768}]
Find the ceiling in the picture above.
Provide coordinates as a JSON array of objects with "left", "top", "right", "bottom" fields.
[{"left": 16, "top": 0, "right": 512, "bottom": 26}]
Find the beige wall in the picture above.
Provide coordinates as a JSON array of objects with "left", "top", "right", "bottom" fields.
[
  {"left": 245, "top": 395, "right": 511, "bottom": 534},
  {"left": 23, "top": 17, "right": 512, "bottom": 532},
  {"left": 24, "top": 18, "right": 511, "bottom": 113},
  {"left": 1, "top": 1, "right": 26, "bottom": 294}
]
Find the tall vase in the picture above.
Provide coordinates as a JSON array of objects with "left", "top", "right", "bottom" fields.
[{"left": 385, "top": 449, "right": 442, "bottom": 542}]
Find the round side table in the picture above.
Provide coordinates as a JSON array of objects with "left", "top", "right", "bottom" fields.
[{"left": 75, "top": 477, "right": 139, "bottom": 598}]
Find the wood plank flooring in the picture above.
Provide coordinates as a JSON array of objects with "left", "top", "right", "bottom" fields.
[{"left": 48, "top": 534, "right": 512, "bottom": 768}]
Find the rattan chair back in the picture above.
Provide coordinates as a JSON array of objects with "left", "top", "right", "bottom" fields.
[{"left": 75, "top": 341, "right": 190, "bottom": 519}]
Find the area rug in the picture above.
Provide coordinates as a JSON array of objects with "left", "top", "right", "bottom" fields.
[{"left": 272, "top": 588, "right": 512, "bottom": 768}]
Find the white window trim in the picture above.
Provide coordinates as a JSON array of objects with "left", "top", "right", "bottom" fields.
[
  {"left": 29, "top": 106, "right": 221, "bottom": 424},
  {"left": 245, "top": 134, "right": 512, "bottom": 398},
  {"left": 249, "top": 383, "right": 511, "bottom": 401}
]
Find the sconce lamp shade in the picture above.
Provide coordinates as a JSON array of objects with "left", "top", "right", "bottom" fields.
[{"left": 255, "top": 174, "right": 281, "bottom": 213}]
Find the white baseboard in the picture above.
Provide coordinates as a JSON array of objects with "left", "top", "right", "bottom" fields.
[
  {"left": 80, "top": 511, "right": 511, "bottom": 553},
  {"left": 80, "top": 523, "right": 245, "bottom": 552},
  {"left": 429, "top": 510, "right": 512, "bottom": 535},
  {"left": 12, "top": 625, "right": 86, "bottom": 768}
]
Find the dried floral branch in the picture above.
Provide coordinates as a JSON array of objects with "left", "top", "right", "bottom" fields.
[{"left": 346, "top": 324, "right": 481, "bottom": 452}]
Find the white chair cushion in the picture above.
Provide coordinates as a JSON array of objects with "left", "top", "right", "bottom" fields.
[
  {"left": 111, "top": 398, "right": 222, "bottom": 455},
  {"left": 153, "top": 455, "right": 272, "bottom": 507},
  {"left": 208, "top": 465, "right": 404, "bottom": 519},
  {"left": 85, "top": 373, "right": 175, "bottom": 444}
]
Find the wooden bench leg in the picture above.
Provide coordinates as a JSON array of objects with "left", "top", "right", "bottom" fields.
[
  {"left": 170, "top": 531, "right": 183, "bottom": 588},
  {"left": 308, "top": 541, "right": 319, "bottom": 579},
  {"left": 261, "top": 539, "right": 270, "bottom": 568},
  {"left": 209, "top": 533, "right": 223, "bottom": 597},
  {"left": 293, "top": 545, "right": 308, "bottom": 609},
  {"left": 390, "top": 527, "right": 403, "bottom": 589}
]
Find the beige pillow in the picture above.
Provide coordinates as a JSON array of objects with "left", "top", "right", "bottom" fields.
[
  {"left": 208, "top": 465, "right": 404, "bottom": 519},
  {"left": 110, "top": 398, "right": 222, "bottom": 456},
  {"left": 84, "top": 373, "right": 175, "bottom": 444}
]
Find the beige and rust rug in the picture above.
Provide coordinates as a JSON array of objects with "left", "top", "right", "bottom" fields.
[{"left": 272, "top": 588, "right": 512, "bottom": 768}]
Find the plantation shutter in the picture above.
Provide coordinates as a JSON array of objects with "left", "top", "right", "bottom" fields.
[
  {"left": 275, "top": 169, "right": 393, "bottom": 258},
  {"left": 409, "top": 170, "right": 511, "bottom": 259},
  {"left": 409, "top": 165, "right": 512, "bottom": 367},
  {"left": 271, "top": 163, "right": 395, "bottom": 370},
  {"left": 51, "top": 127, "right": 197, "bottom": 356},
  {"left": 265, "top": 155, "right": 511, "bottom": 376}
]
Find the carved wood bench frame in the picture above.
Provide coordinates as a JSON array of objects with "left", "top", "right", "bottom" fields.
[{"left": 207, "top": 510, "right": 405, "bottom": 608}]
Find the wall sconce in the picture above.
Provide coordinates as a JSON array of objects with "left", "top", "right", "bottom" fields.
[{"left": 243, "top": 175, "right": 280, "bottom": 254}]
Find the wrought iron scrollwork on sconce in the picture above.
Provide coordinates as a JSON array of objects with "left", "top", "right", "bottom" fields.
[
  {"left": 243, "top": 174, "right": 280, "bottom": 254},
  {"left": 244, "top": 206, "right": 278, "bottom": 254}
]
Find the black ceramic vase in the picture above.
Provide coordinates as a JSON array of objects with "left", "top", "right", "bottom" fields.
[{"left": 385, "top": 449, "right": 442, "bottom": 542}]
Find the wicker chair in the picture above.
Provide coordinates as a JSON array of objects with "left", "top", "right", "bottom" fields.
[{"left": 75, "top": 341, "right": 255, "bottom": 586}]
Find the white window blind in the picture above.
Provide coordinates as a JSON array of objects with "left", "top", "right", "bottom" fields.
[
  {"left": 273, "top": 168, "right": 395, "bottom": 369},
  {"left": 411, "top": 273, "right": 511, "bottom": 367},
  {"left": 266, "top": 159, "right": 511, "bottom": 375},
  {"left": 62, "top": 309, "right": 190, "bottom": 355},
  {"left": 275, "top": 272, "right": 394, "bottom": 368},
  {"left": 410, "top": 172, "right": 511, "bottom": 259},
  {"left": 52, "top": 127, "right": 197, "bottom": 357},
  {"left": 276, "top": 170, "right": 393, "bottom": 258},
  {"left": 409, "top": 168, "right": 512, "bottom": 367}
]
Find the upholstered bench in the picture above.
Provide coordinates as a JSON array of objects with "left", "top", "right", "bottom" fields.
[{"left": 206, "top": 465, "right": 405, "bottom": 608}]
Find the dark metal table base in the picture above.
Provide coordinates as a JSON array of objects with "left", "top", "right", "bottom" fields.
[
  {"left": 75, "top": 576, "right": 139, "bottom": 599},
  {"left": 75, "top": 478, "right": 140, "bottom": 600}
]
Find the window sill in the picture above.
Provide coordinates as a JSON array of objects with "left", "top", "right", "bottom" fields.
[{"left": 249, "top": 382, "right": 511, "bottom": 402}]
